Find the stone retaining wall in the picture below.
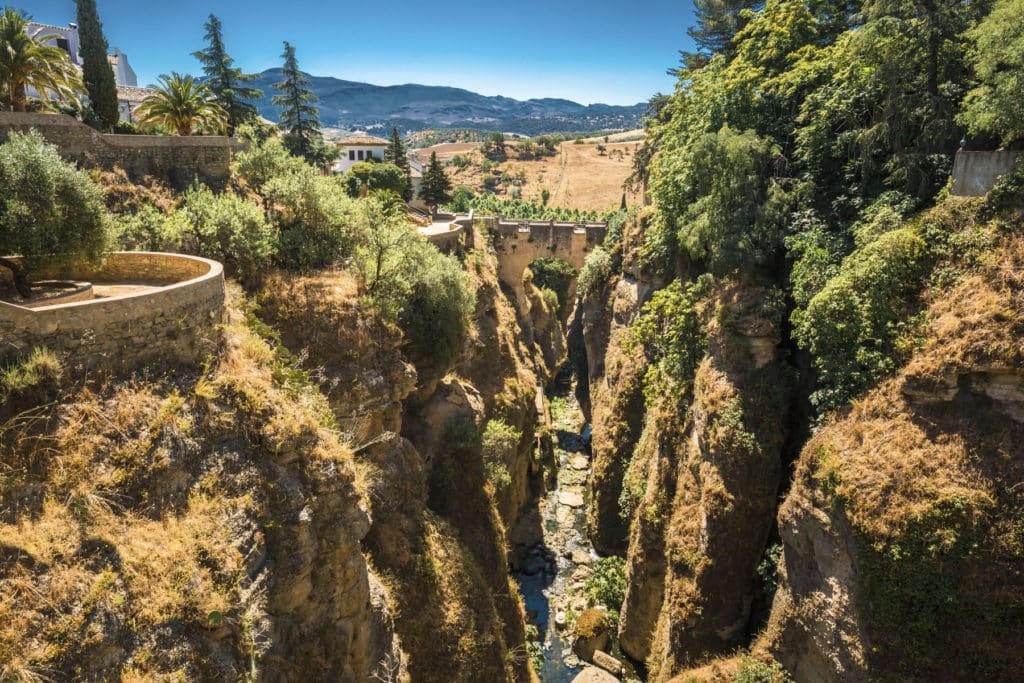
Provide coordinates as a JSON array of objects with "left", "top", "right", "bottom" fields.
[
  {"left": 0, "top": 252, "right": 225, "bottom": 372},
  {"left": 0, "top": 112, "right": 240, "bottom": 189},
  {"left": 951, "top": 150, "right": 1024, "bottom": 197}
]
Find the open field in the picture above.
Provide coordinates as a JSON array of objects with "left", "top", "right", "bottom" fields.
[{"left": 410, "top": 136, "right": 645, "bottom": 212}]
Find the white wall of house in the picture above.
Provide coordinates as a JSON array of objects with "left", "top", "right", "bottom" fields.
[
  {"left": 26, "top": 22, "right": 81, "bottom": 66},
  {"left": 333, "top": 143, "right": 389, "bottom": 174},
  {"left": 108, "top": 49, "right": 138, "bottom": 87}
]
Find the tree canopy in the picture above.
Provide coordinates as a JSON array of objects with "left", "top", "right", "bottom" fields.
[
  {"left": 192, "top": 14, "right": 262, "bottom": 134},
  {"left": 272, "top": 42, "right": 322, "bottom": 163},
  {"left": 74, "top": 0, "right": 119, "bottom": 130},
  {"left": 135, "top": 73, "right": 228, "bottom": 136},
  {"left": 959, "top": 0, "right": 1024, "bottom": 146},
  {"left": 419, "top": 152, "right": 453, "bottom": 212},
  {"left": 0, "top": 9, "right": 83, "bottom": 112},
  {"left": 0, "top": 132, "right": 109, "bottom": 297}
]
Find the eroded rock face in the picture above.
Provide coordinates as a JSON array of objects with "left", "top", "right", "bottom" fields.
[
  {"left": 609, "top": 286, "right": 790, "bottom": 679},
  {"left": 763, "top": 485, "right": 869, "bottom": 683},
  {"left": 586, "top": 275, "right": 651, "bottom": 555}
]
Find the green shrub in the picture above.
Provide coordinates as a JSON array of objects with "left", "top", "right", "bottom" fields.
[
  {"left": 584, "top": 556, "right": 627, "bottom": 628},
  {"left": 343, "top": 162, "right": 408, "bottom": 198},
  {"left": 352, "top": 199, "right": 475, "bottom": 370},
  {"left": 577, "top": 246, "right": 612, "bottom": 298},
  {"left": 232, "top": 134, "right": 306, "bottom": 193},
  {"left": 793, "top": 226, "right": 929, "bottom": 413},
  {"left": 0, "top": 131, "right": 110, "bottom": 294},
  {"left": 398, "top": 246, "right": 475, "bottom": 369},
  {"left": 733, "top": 655, "right": 793, "bottom": 683},
  {"left": 526, "top": 257, "right": 575, "bottom": 313},
  {"left": 0, "top": 347, "right": 62, "bottom": 408},
  {"left": 181, "top": 183, "right": 276, "bottom": 284},
  {"left": 540, "top": 286, "right": 559, "bottom": 313},
  {"left": 116, "top": 204, "right": 191, "bottom": 252},
  {"left": 263, "top": 168, "right": 360, "bottom": 270},
  {"left": 630, "top": 276, "right": 711, "bottom": 408}
]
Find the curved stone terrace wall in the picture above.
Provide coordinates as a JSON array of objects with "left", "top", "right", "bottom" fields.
[{"left": 0, "top": 252, "right": 225, "bottom": 372}]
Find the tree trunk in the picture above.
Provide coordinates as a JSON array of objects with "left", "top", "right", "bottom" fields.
[
  {"left": 12, "top": 83, "right": 27, "bottom": 113},
  {"left": 0, "top": 257, "right": 32, "bottom": 299}
]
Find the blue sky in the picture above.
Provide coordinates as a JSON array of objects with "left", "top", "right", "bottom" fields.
[{"left": 25, "top": 0, "right": 696, "bottom": 105}]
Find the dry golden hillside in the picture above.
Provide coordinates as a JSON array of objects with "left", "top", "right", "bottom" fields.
[{"left": 411, "top": 138, "right": 644, "bottom": 212}]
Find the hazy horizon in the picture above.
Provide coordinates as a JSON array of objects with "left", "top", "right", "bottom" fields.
[{"left": 25, "top": 0, "right": 698, "bottom": 106}]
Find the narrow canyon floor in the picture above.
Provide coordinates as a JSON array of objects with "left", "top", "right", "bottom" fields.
[{"left": 512, "top": 367, "right": 640, "bottom": 682}]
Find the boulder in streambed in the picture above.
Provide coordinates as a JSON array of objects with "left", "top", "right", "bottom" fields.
[
  {"left": 571, "top": 666, "right": 619, "bottom": 682},
  {"left": 572, "top": 608, "right": 611, "bottom": 662}
]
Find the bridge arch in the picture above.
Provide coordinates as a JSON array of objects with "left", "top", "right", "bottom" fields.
[{"left": 485, "top": 218, "right": 607, "bottom": 316}]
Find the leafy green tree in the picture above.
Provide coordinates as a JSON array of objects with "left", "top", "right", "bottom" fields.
[
  {"left": 135, "top": 73, "right": 228, "bottom": 136},
  {"left": 0, "top": 131, "right": 109, "bottom": 297},
  {"left": 262, "top": 165, "right": 359, "bottom": 270},
  {"left": 180, "top": 182, "right": 276, "bottom": 284},
  {"left": 652, "top": 126, "right": 789, "bottom": 275},
  {"left": 679, "top": 0, "right": 763, "bottom": 69},
  {"left": 272, "top": 42, "right": 322, "bottom": 163},
  {"left": 192, "top": 14, "right": 262, "bottom": 135},
  {"left": 449, "top": 185, "right": 475, "bottom": 212},
  {"left": 343, "top": 162, "right": 408, "bottom": 198},
  {"left": 0, "top": 9, "right": 83, "bottom": 112},
  {"left": 383, "top": 126, "right": 413, "bottom": 199},
  {"left": 232, "top": 133, "right": 306, "bottom": 193},
  {"left": 74, "top": 0, "right": 119, "bottom": 130},
  {"left": 482, "top": 131, "right": 507, "bottom": 161},
  {"left": 419, "top": 151, "right": 452, "bottom": 213},
  {"left": 959, "top": 0, "right": 1024, "bottom": 146}
]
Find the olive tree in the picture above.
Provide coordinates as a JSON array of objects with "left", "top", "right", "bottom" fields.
[{"left": 0, "top": 132, "right": 109, "bottom": 297}]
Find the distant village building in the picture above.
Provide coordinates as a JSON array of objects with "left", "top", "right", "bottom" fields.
[
  {"left": 333, "top": 134, "right": 389, "bottom": 174},
  {"left": 116, "top": 86, "right": 156, "bottom": 124},
  {"left": 25, "top": 21, "right": 143, "bottom": 122},
  {"left": 107, "top": 48, "right": 138, "bottom": 87}
]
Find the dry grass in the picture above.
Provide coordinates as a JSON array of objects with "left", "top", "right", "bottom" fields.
[
  {"left": 0, "top": 286, "right": 359, "bottom": 679},
  {"left": 412, "top": 139, "right": 643, "bottom": 211}
]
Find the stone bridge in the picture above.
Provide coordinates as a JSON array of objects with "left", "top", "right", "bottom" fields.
[
  {"left": 420, "top": 213, "right": 607, "bottom": 313},
  {"left": 482, "top": 216, "right": 607, "bottom": 314}
]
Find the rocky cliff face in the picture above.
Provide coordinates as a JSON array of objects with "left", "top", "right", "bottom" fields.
[
  {"left": 611, "top": 285, "right": 790, "bottom": 680},
  {"left": 255, "top": 232, "right": 562, "bottom": 682},
  {"left": 762, "top": 234, "right": 1024, "bottom": 681},
  {"left": 0, "top": 296, "right": 376, "bottom": 681}
]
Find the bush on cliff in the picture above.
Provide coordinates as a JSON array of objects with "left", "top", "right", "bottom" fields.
[
  {"left": 0, "top": 131, "right": 110, "bottom": 297},
  {"left": 182, "top": 183, "right": 277, "bottom": 284}
]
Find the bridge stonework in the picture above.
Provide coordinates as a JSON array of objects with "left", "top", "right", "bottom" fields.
[{"left": 481, "top": 216, "right": 607, "bottom": 313}]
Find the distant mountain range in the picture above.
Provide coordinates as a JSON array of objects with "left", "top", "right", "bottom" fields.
[{"left": 249, "top": 69, "right": 646, "bottom": 136}]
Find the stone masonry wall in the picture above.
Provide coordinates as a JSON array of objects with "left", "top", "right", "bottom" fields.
[
  {"left": 0, "top": 112, "right": 240, "bottom": 189},
  {"left": 951, "top": 150, "right": 1024, "bottom": 197},
  {"left": 0, "top": 253, "right": 225, "bottom": 372}
]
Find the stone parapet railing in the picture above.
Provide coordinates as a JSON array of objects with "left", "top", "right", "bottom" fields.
[{"left": 0, "top": 252, "right": 225, "bottom": 372}]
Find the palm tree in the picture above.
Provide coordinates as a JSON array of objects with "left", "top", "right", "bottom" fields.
[
  {"left": 0, "top": 8, "right": 83, "bottom": 112},
  {"left": 135, "top": 73, "right": 228, "bottom": 136}
]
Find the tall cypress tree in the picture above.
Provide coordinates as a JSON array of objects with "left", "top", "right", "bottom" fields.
[
  {"left": 192, "top": 14, "right": 262, "bottom": 135},
  {"left": 384, "top": 126, "right": 412, "bottom": 200},
  {"left": 272, "top": 42, "right": 321, "bottom": 162},
  {"left": 419, "top": 151, "right": 452, "bottom": 214},
  {"left": 75, "top": 0, "right": 119, "bottom": 130}
]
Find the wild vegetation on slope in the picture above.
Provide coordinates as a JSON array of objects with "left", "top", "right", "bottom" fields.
[{"left": 578, "top": 0, "right": 1024, "bottom": 680}]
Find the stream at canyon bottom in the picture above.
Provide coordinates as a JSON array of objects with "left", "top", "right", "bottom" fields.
[{"left": 512, "top": 369, "right": 639, "bottom": 682}]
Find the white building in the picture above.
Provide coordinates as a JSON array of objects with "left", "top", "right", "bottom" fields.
[
  {"left": 107, "top": 48, "right": 138, "bottom": 87},
  {"left": 26, "top": 21, "right": 82, "bottom": 67},
  {"left": 333, "top": 134, "right": 389, "bottom": 174},
  {"left": 25, "top": 21, "right": 140, "bottom": 120}
]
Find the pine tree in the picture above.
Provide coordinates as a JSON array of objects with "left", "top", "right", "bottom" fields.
[
  {"left": 677, "top": 0, "right": 762, "bottom": 70},
  {"left": 75, "top": 0, "right": 119, "bottom": 130},
  {"left": 272, "top": 42, "right": 321, "bottom": 162},
  {"left": 384, "top": 126, "right": 412, "bottom": 200},
  {"left": 192, "top": 14, "right": 262, "bottom": 135},
  {"left": 419, "top": 152, "right": 452, "bottom": 214}
]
